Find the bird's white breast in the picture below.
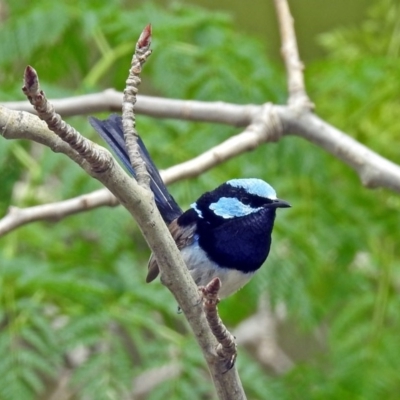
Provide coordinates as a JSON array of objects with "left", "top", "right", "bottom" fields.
[{"left": 180, "top": 239, "right": 254, "bottom": 298}]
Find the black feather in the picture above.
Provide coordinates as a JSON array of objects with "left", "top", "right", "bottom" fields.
[{"left": 89, "top": 114, "right": 182, "bottom": 223}]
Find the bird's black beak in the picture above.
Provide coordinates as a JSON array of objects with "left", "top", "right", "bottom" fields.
[{"left": 270, "top": 198, "right": 291, "bottom": 208}]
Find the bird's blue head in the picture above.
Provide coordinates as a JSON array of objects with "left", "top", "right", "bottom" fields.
[
  {"left": 180, "top": 178, "right": 290, "bottom": 274},
  {"left": 190, "top": 178, "right": 290, "bottom": 224}
]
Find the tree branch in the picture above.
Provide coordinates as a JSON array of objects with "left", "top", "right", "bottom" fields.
[
  {"left": 1, "top": 92, "right": 259, "bottom": 125},
  {"left": 162, "top": 103, "right": 282, "bottom": 182},
  {"left": 2, "top": 94, "right": 400, "bottom": 237},
  {"left": 0, "top": 104, "right": 280, "bottom": 237},
  {"left": 122, "top": 24, "right": 152, "bottom": 188},
  {"left": 22, "top": 66, "right": 110, "bottom": 174},
  {"left": 201, "top": 278, "right": 238, "bottom": 371},
  {"left": 3, "top": 96, "right": 400, "bottom": 192},
  {"left": 9, "top": 37, "right": 247, "bottom": 400},
  {"left": 0, "top": 2, "right": 399, "bottom": 395},
  {"left": 0, "top": 189, "right": 117, "bottom": 236},
  {"left": 273, "top": 0, "right": 313, "bottom": 109},
  {"left": 279, "top": 109, "right": 400, "bottom": 191}
]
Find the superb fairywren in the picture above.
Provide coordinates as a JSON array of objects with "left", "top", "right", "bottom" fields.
[{"left": 89, "top": 115, "right": 290, "bottom": 298}]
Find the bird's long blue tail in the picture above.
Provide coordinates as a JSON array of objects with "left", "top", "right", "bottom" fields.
[{"left": 89, "top": 114, "right": 182, "bottom": 224}]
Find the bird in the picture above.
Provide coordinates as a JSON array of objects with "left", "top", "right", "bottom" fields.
[{"left": 89, "top": 114, "right": 290, "bottom": 299}]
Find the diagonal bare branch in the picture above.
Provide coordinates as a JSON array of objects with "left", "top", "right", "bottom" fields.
[
  {"left": 4, "top": 31, "right": 247, "bottom": 399},
  {"left": 162, "top": 103, "right": 282, "bottom": 182},
  {"left": 22, "top": 66, "right": 111, "bottom": 174}
]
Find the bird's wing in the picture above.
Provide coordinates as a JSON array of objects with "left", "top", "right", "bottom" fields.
[{"left": 146, "top": 219, "right": 197, "bottom": 283}]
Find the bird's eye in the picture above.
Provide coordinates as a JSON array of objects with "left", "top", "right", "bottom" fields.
[{"left": 241, "top": 196, "right": 251, "bottom": 205}]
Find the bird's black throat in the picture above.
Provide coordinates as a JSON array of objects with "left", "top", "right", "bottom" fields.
[{"left": 179, "top": 207, "right": 277, "bottom": 274}]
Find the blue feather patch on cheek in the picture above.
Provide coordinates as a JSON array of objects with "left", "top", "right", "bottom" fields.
[{"left": 209, "top": 197, "right": 262, "bottom": 219}]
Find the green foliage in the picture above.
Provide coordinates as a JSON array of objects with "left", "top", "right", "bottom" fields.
[
  {"left": 0, "top": 258, "right": 62, "bottom": 399},
  {"left": 1, "top": 0, "right": 400, "bottom": 399},
  {"left": 312, "top": 0, "right": 400, "bottom": 161},
  {"left": 318, "top": 0, "right": 400, "bottom": 60}
]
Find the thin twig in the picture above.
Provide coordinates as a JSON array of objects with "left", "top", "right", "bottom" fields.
[
  {"left": 201, "top": 278, "right": 237, "bottom": 371},
  {"left": 21, "top": 66, "right": 111, "bottom": 174},
  {"left": 162, "top": 103, "right": 282, "bottom": 183},
  {"left": 274, "top": 0, "right": 313, "bottom": 109},
  {"left": 122, "top": 24, "right": 152, "bottom": 187},
  {"left": 1, "top": 91, "right": 260, "bottom": 125},
  {"left": 0, "top": 189, "right": 117, "bottom": 237}
]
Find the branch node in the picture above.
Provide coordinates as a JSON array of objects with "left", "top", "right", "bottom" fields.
[{"left": 255, "top": 103, "right": 284, "bottom": 142}]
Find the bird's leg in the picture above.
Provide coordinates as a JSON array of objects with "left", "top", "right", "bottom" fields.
[{"left": 200, "top": 278, "right": 237, "bottom": 371}]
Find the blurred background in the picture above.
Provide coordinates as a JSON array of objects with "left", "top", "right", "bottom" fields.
[{"left": 1, "top": 0, "right": 399, "bottom": 399}]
